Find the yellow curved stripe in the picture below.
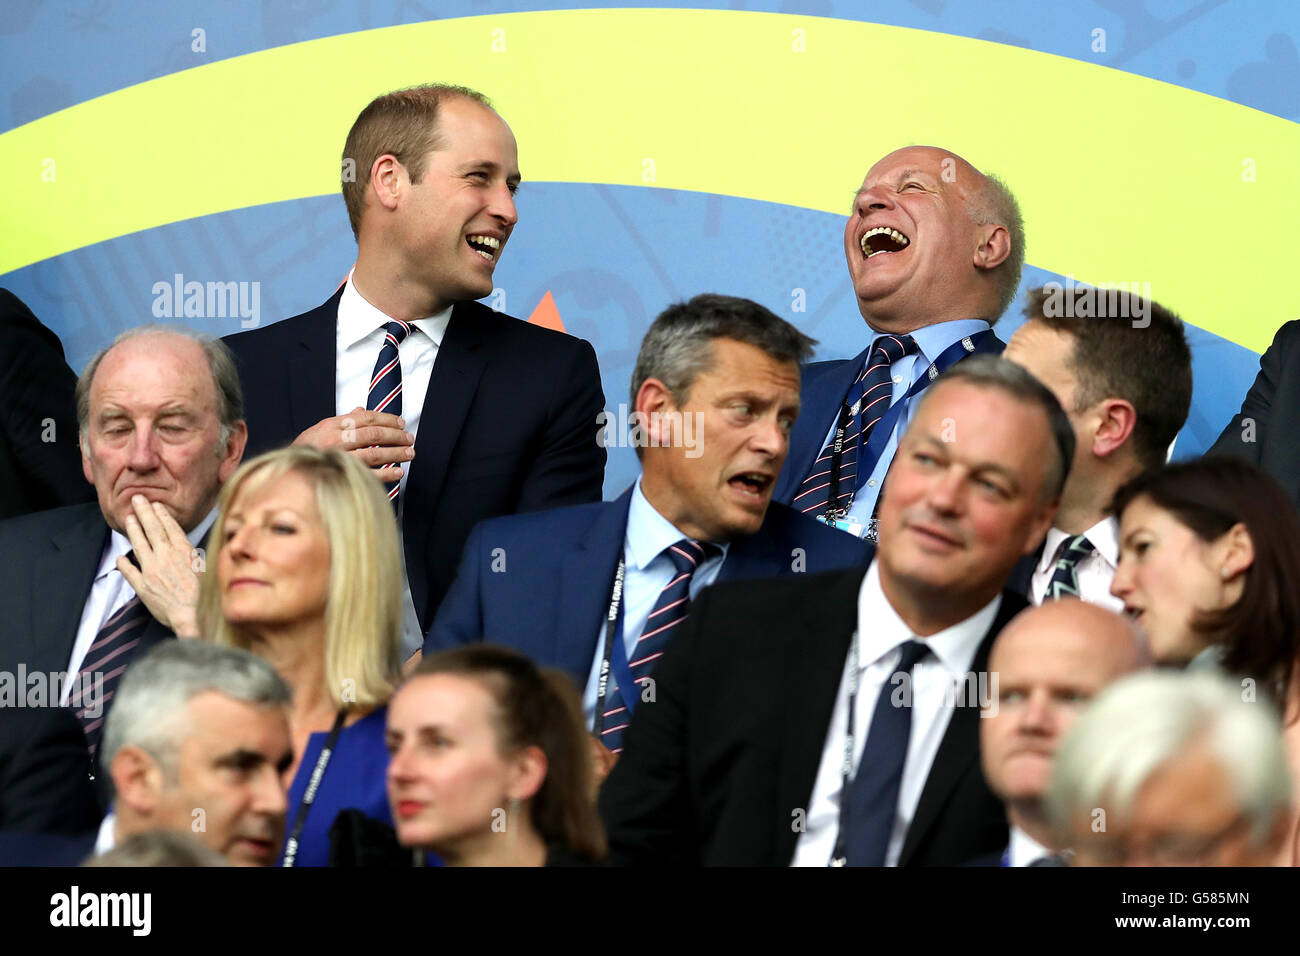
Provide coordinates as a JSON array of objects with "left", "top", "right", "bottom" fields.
[{"left": 1, "top": 10, "right": 1295, "bottom": 352}]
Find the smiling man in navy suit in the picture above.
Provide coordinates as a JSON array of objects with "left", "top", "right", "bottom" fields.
[
  {"left": 427, "top": 294, "right": 870, "bottom": 772},
  {"left": 223, "top": 85, "right": 605, "bottom": 655},
  {"left": 774, "top": 146, "right": 1023, "bottom": 542}
]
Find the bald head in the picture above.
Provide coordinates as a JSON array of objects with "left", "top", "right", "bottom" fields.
[
  {"left": 844, "top": 145, "right": 1024, "bottom": 331},
  {"left": 981, "top": 599, "right": 1149, "bottom": 812}
]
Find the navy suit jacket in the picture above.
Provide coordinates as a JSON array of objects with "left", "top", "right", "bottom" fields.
[
  {"left": 425, "top": 486, "right": 872, "bottom": 688},
  {"left": 774, "top": 335, "right": 1005, "bottom": 507},
  {"left": 0, "top": 288, "right": 95, "bottom": 521},
  {"left": 1209, "top": 319, "right": 1300, "bottom": 506},
  {"left": 0, "top": 502, "right": 178, "bottom": 809},
  {"left": 223, "top": 289, "right": 607, "bottom": 632}
]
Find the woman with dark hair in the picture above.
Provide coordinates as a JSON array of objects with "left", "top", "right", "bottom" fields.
[
  {"left": 384, "top": 644, "right": 606, "bottom": 866},
  {"left": 1110, "top": 456, "right": 1300, "bottom": 864}
]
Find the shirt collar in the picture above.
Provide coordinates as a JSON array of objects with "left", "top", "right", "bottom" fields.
[
  {"left": 869, "top": 318, "right": 991, "bottom": 365},
  {"left": 95, "top": 811, "right": 117, "bottom": 855},
  {"left": 337, "top": 272, "right": 453, "bottom": 351},
  {"left": 1008, "top": 824, "right": 1053, "bottom": 867},
  {"left": 626, "top": 478, "right": 730, "bottom": 571},
  {"left": 1036, "top": 516, "right": 1120, "bottom": 575},
  {"left": 856, "top": 561, "right": 1001, "bottom": 676},
  {"left": 96, "top": 507, "right": 218, "bottom": 583}
]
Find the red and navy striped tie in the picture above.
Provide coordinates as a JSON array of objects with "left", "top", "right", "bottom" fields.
[
  {"left": 69, "top": 595, "right": 152, "bottom": 760},
  {"left": 792, "top": 333, "right": 918, "bottom": 517},
  {"left": 601, "top": 539, "right": 716, "bottom": 754},
  {"left": 367, "top": 319, "right": 412, "bottom": 508}
]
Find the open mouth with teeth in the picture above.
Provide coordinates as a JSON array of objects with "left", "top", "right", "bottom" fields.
[
  {"left": 859, "top": 226, "right": 911, "bottom": 259},
  {"left": 728, "top": 472, "right": 773, "bottom": 499},
  {"left": 466, "top": 234, "right": 501, "bottom": 262}
]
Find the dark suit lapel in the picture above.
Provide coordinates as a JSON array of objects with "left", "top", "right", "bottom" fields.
[
  {"left": 716, "top": 512, "right": 785, "bottom": 584},
  {"left": 898, "top": 593, "right": 1022, "bottom": 866},
  {"left": 287, "top": 289, "right": 343, "bottom": 436},
  {"left": 1006, "top": 542, "right": 1044, "bottom": 602},
  {"left": 774, "top": 564, "right": 870, "bottom": 862},
  {"left": 34, "top": 506, "right": 109, "bottom": 673},
  {"left": 554, "top": 489, "right": 633, "bottom": 684},
  {"left": 403, "top": 302, "right": 491, "bottom": 532}
]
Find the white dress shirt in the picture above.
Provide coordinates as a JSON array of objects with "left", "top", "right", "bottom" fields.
[
  {"left": 94, "top": 811, "right": 117, "bottom": 855},
  {"left": 791, "top": 562, "right": 1001, "bottom": 866},
  {"left": 580, "top": 480, "right": 728, "bottom": 727},
  {"left": 812, "top": 318, "right": 990, "bottom": 531},
  {"left": 1006, "top": 824, "right": 1053, "bottom": 867},
  {"left": 335, "top": 274, "right": 453, "bottom": 657},
  {"left": 62, "top": 509, "right": 217, "bottom": 706},
  {"left": 1030, "top": 516, "right": 1123, "bottom": 611}
]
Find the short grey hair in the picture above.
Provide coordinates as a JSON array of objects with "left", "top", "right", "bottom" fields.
[
  {"left": 100, "top": 641, "right": 291, "bottom": 779},
  {"left": 630, "top": 292, "right": 816, "bottom": 422},
  {"left": 84, "top": 829, "right": 228, "bottom": 867},
  {"left": 76, "top": 325, "right": 245, "bottom": 453},
  {"left": 968, "top": 171, "right": 1025, "bottom": 320},
  {"left": 1046, "top": 670, "right": 1291, "bottom": 847},
  {"left": 917, "top": 354, "right": 1075, "bottom": 503}
]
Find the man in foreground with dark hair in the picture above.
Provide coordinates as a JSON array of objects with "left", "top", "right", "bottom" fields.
[
  {"left": 429, "top": 294, "right": 869, "bottom": 780},
  {"left": 1003, "top": 284, "right": 1192, "bottom": 606},
  {"left": 224, "top": 84, "right": 606, "bottom": 656},
  {"left": 600, "top": 356, "right": 1073, "bottom": 866}
]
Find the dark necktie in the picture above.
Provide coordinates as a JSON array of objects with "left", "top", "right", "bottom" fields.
[
  {"left": 69, "top": 595, "right": 152, "bottom": 759},
  {"left": 1044, "top": 534, "right": 1096, "bottom": 600},
  {"left": 366, "top": 319, "right": 412, "bottom": 508},
  {"left": 844, "top": 639, "right": 930, "bottom": 866},
  {"left": 600, "top": 539, "right": 715, "bottom": 754},
  {"left": 793, "top": 334, "right": 919, "bottom": 517}
]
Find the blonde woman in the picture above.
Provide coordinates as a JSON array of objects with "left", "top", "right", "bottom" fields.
[{"left": 198, "top": 447, "right": 402, "bottom": 867}]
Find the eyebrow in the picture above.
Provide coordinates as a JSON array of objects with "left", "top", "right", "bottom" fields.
[
  {"left": 914, "top": 434, "right": 1022, "bottom": 485},
  {"left": 215, "top": 748, "right": 269, "bottom": 771}
]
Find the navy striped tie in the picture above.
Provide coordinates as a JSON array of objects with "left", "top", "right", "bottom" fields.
[
  {"left": 844, "top": 639, "right": 930, "bottom": 866},
  {"left": 1044, "top": 534, "right": 1096, "bottom": 600},
  {"left": 367, "top": 319, "right": 412, "bottom": 507},
  {"left": 601, "top": 539, "right": 715, "bottom": 754},
  {"left": 69, "top": 595, "right": 152, "bottom": 760},
  {"left": 793, "top": 334, "right": 918, "bottom": 517}
]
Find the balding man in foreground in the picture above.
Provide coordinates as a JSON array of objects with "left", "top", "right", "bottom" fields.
[
  {"left": 975, "top": 599, "right": 1150, "bottom": 866},
  {"left": 775, "top": 145, "right": 1024, "bottom": 542}
]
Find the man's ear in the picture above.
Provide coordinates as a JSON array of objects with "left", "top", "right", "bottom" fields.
[
  {"left": 219, "top": 421, "right": 249, "bottom": 481},
  {"left": 80, "top": 429, "right": 94, "bottom": 485},
  {"left": 634, "top": 378, "right": 678, "bottom": 449},
  {"left": 1090, "top": 398, "right": 1138, "bottom": 459},
  {"left": 973, "top": 223, "right": 1011, "bottom": 272},
  {"left": 369, "top": 154, "right": 406, "bottom": 213},
  {"left": 506, "top": 745, "right": 548, "bottom": 803},
  {"left": 1022, "top": 494, "right": 1059, "bottom": 557},
  {"left": 110, "top": 745, "right": 165, "bottom": 819}
]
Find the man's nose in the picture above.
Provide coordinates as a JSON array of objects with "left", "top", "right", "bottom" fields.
[
  {"left": 255, "top": 765, "right": 289, "bottom": 817},
  {"left": 1020, "top": 689, "right": 1055, "bottom": 731},
  {"left": 855, "top": 185, "right": 895, "bottom": 216},
  {"left": 927, "top": 467, "right": 965, "bottom": 513},
  {"left": 491, "top": 183, "right": 518, "bottom": 227},
  {"left": 749, "top": 415, "right": 787, "bottom": 460},
  {"left": 126, "top": 427, "right": 161, "bottom": 470}
]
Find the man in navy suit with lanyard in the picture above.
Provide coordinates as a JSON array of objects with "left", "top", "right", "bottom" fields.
[
  {"left": 428, "top": 295, "right": 869, "bottom": 776},
  {"left": 774, "top": 146, "right": 1024, "bottom": 542}
]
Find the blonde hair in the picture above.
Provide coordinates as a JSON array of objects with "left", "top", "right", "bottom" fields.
[{"left": 198, "top": 447, "right": 402, "bottom": 708}]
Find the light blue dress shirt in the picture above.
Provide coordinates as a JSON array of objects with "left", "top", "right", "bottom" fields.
[
  {"left": 815, "top": 319, "right": 991, "bottom": 526},
  {"left": 580, "top": 479, "right": 728, "bottom": 727}
]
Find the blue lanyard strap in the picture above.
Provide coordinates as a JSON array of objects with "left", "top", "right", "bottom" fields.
[
  {"left": 594, "top": 557, "right": 639, "bottom": 736},
  {"left": 824, "top": 330, "right": 1002, "bottom": 516}
]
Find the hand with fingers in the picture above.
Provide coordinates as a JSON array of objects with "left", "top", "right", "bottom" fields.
[
  {"left": 589, "top": 734, "right": 619, "bottom": 800},
  {"left": 292, "top": 407, "right": 414, "bottom": 483},
  {"left": 116, "top": 494, "right": 204, "bottom": 639}
]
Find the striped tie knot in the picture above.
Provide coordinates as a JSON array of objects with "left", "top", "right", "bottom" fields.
[
  {"left": 1045, "top": 534, "right": 1096, "bottom": 601},
  {"left": 795, "top": 333, "right": 919, "bottom": 518}
]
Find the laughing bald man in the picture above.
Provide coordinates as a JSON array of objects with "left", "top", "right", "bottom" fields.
[{"left": 773, "top": 146, "right": 1024, "bottom": 543}]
